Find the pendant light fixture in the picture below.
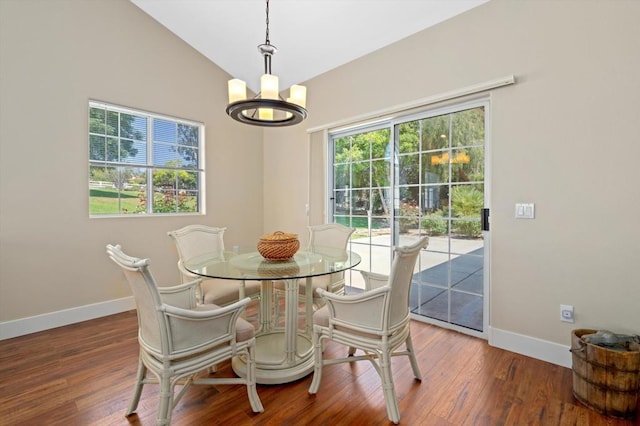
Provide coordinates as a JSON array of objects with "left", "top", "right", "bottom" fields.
[{"left": 226, "top": 0, "right": 307, "bottom": 127}]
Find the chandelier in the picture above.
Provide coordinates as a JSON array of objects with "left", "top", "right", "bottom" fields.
[{"left": 226, "top": 0, "right": 307, "bottom": 127}]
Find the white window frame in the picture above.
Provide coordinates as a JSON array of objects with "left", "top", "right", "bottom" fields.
[{"left": 88, "top": 101, "right": 205, "bottom": 217}]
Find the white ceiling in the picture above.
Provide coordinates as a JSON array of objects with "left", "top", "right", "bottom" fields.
[{"left": 130, "top": 0, "right": 489, "bottom": 93}]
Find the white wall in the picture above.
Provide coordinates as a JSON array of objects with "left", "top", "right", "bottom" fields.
[
  {"left": 0, "top": 0, "right": 264, "bottom": 331},
  {"left": 263, "top": 0, "right": 640, "bottom": 362}
]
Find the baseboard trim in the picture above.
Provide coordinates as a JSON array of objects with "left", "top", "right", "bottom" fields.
[
  {"left": 0, "top": 296, "right": 135, "bottom": 341},
  {"left": 489, "top": 326, "right": 572, "bottom": 368}
]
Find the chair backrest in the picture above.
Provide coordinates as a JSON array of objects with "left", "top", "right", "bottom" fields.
[
  {"left": 308, "top": 223, "right": 355, "bottom": 251},
  {"left": 167, "top": 225, "right": 226, "bottom": 262},
  {"left": 106, "top": 244, "right": 167, "bottom": 354},
  {"left": 388, "top": 236, "right": 429, "bottom": 328}
]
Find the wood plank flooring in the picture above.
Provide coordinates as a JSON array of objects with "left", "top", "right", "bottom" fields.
[{"left": 0, "top": 310, "right": 638, "bottom": 425}]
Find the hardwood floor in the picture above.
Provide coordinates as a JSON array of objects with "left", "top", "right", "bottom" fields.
[{"left": 0, "top": 310, "right": 637, "bottom": 425}]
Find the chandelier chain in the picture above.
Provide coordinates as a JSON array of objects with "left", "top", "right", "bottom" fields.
[{"left": 265, "top": 0, "right": 270, "bottom": 45}]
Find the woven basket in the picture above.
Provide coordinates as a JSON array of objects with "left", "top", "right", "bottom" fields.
[
  {"left": 257, "top": 231, "right": 300, "bottom": 261},
  {"left": 257, "top": 261, "right": 300, "bottom": 278}
]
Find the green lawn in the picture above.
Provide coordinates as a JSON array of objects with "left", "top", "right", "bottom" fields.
[
  {"left": 336, "top": 216, "right": 388, "bottom": 229},
  {"left": 89, "top": 188, "right": 142, "bottom": 214},
  {"left": 90, "top": 188, "right": 197, "bottom": 214}
]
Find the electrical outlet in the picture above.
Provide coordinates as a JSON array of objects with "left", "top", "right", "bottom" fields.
[{"left": 560, "top": 304, "right": 574, "bottom": 323}]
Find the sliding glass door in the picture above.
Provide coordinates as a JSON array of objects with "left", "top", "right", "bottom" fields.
[
  {"left": 331, "top": 125, "right": 393, "bottom": 290},
  {"left": 329, "top": 100, "right": 488, "bottom": 335},
  {"left": 396, "top": 104, "right": 487, "bottom": 333}
]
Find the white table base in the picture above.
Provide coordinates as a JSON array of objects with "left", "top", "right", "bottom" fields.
[
  {"left": 232, "top": 332, "right": 314, "bottom": 384},
  {"left": 232, "top": 278, "right": 315, "bottom": 384}
]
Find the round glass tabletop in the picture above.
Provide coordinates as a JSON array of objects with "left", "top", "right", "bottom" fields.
[{"left": 184, "top": 247, "right": 361, "bottom": 281}]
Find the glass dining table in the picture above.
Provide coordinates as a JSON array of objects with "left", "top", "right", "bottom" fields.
[{"left": 183, "top": 247, "right": 361, "bottom": 384}]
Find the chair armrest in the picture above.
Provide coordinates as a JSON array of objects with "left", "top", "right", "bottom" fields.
[
  {"left": 359, "top": 271, "right": 389, "bottom": 291},
  {"left": 316, "top": 286, "right": 390, "bottom": 333},
  {"left": 176, "top": 260, "right": 205, "bottom": 303},
  {"left": 160, "top": 298, "right": 252, "bottom": 356},
  {"left": 157, "top": 278, "right": 202, "bottom": 309},
  {"left": 162, "top": 296, "right": 250, "bottom": 319}
]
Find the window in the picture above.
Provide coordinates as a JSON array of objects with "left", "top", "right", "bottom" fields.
[{"left": 89, "top": 101, "right": 204, "bottom": 216}]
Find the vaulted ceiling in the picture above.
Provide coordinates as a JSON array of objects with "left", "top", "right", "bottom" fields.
[{"left": 130, "top": 0, "right": 488, "bottom": 93}]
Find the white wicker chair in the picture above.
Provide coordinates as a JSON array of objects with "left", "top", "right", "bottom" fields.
[
  {"left": 167, "top": 225, "right": 261, "bottom": 308},
  {"left": 106, "top": 244, "right": 263, "bottom": 425},
  {"left": 274, "top": 223, "right": 355, "bottom": 323},
  {"left": 308, "top": 236, "right": 429, "bottom": 424}
]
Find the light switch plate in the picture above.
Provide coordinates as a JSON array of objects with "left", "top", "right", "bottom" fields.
[{"left": 515, "top": 203, "right": 535, "bottom": 219}]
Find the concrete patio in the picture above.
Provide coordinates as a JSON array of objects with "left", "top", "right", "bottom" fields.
[{"left": 346, "top": 234, "right": 484, "bottom": 331}]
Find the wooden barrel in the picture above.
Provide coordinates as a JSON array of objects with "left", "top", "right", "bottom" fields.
[{"left": 571, "top": 329, "right": 640, "bottom": 419}]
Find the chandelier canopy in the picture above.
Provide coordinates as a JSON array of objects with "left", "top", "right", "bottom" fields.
[{"left": 226, "top": 0, "right": 307, "bottom": 127}]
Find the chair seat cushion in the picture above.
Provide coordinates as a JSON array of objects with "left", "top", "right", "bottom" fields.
[
  {"left": 201, "top": 278, "right": 261, "bottom": 306},
  {"left": 234, "top": 316, "right": 255, "bottom": 342},
  {"left": 312, "top": 304, "right": 331, "bottom": 327},
  {"left": 198, "top": 304, "right": 255, "bottom": 342}
]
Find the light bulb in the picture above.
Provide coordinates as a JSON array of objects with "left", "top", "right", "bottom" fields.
[
  {"left": 261, "top": 74, "right": 279, "bottom": 100},
  {"left": 289, "top": 85, "right": 306, "bottom": 108},
  {"left": 259, "top": 108, "right": 273, "bottom": 120},
  {"left": 228, "top": 79, "right": 246, "bottom": 103}
]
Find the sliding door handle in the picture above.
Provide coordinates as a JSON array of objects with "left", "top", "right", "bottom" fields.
[{"left": 481, "top": 208, "right": 490, "bottom": 231}]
